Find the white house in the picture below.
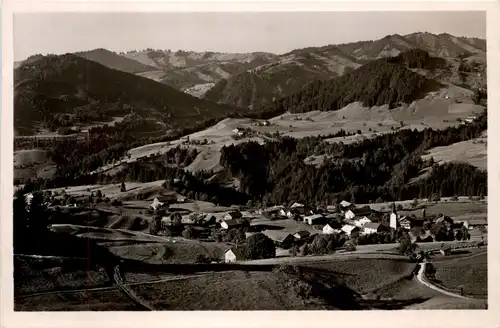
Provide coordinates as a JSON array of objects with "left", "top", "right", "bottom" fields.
[
  {"left": 340, "top": 200, "right": 352, "bottom": 208},
  {"left": 221, "top": 218, "right": 247, "bottom": 230},
  {"left": 355, "top": 216, "right": 372, "bottom": 227},
  {"left": 279, "top": 208, "right": 288, "bottom": 217},
  {"left": 363, "top": 223, "right": 381, "bottom": 235},
  {"left": 293, "top": 230, "right": 310, "bottom": 240},
  {"left": 232, "top": 128, "right": 241, "bottom": 134},
  {"left": 345, "top": 210, "right": 356, "bottom": 220},
  {"left": 224, "top": 248, "right": 245, "bottom": 263},
  {"left": 341, "top": 224, "right": 359, "bottom": 236},
  {"left": 150, "top": 198, "right": 164, "bottom": 210},
  {"left": 323, "top": 224, "right": 341, "bottom": 235},
  {"left": 303, "top": 214, "right": 323, "bottom": 225}
]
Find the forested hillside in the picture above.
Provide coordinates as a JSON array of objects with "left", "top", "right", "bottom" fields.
[
  {"left": 14, "top": 54, "right": 238, "bottom": 135},
  {"left": 218, "top": 109, "right": 487, "bottom": 205},
  {"left": 261, "top": 57, "right": 443, "bottom": 114}
]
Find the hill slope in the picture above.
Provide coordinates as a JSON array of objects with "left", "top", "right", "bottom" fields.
[
  {"left": 204, "top": 47, "right": 361, "bottom": 109},
  {"left": 74, "top": 48, "right": 158, "bottom": 74},
  {"left": 261, "top": 56, "right": 443, "bottom": 114},
  {"left": 202, "top": 33, "right": 485, "bottom": 108},
  {"left": 14, "top": 54, "right": 239, "bottom": 136},
  {"left": 122, "top": 50, "right": 279, "bottom": 91}
]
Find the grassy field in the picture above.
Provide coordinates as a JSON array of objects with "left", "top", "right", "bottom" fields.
[
  {"left": 422, "top": 130, "right": 487, "bottom": 170},
  {"left": 15, "top": 289, "right": 143, "bottom": 311},
  {"left": 406, "top": 296, "right": 487, "bottom": 309},
  {"left": 107, "top": 238, "right": 230, "bottom": 264},
  {"left": 130, "top": 270, "right": 328, "bottom": 310},
  {"left": 301, "top": 257, "right": 417, "bottom": 294},
  {"left": 92, "top": 89, "right": 483, "bottom": 175},
  {"left": 14, "top": 256, "right": 110, "bottom": 295},
  {"left": 14, "top": 149, "right": 57, "bottom": 183},
  {"left": 432, "top": 252, "right": 487, "bottom": 296}
]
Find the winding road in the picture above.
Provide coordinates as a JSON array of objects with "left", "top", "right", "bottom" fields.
[{"left": 416, "top": 261, "right": 468, "bottom": 299}]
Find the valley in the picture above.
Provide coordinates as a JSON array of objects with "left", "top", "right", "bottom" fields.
[{"left": 12, "top": 28, "right": 488, "bottom": 312}]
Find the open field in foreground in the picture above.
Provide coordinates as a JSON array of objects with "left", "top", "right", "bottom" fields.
[
  {"left": 432, "top": 252, "right": 487, "bottom": 296},
  {"left": 14, "top": 256, "right": 110, "bottom": 295},
  {"left": 130, "top": 270, "right": 327, "bottom": 310},
  {"left": 15, "top": 289, "right": 143, "bottom": 311},
  {"left": 300, "top": 257, "right": 416, "bottom": 294}
]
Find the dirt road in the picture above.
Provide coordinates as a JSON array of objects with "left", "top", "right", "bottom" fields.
[{"left": 416, "top": 261, "right": 468, "bottom": 299}]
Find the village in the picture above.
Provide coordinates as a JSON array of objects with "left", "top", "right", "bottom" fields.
[{"left": 142, "top": 194, "right": 488, "bottom": 263}]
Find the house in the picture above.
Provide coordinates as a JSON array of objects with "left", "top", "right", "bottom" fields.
[
  {"left": 345, "top": 210, "right": 356, "bottom": 220},
  {"left": 220, "top": 218, "right": 248, "bottom": 230},
  {"left": 263, "top": 205, "right": 285, "bottom": 215},
  {"left": 176, "top": 195, "right": 187, "bottom": 203},
  {"left": 341, "top": 224, "right": 360, "bottom": 237},
  {"left": 232, "top": 128, "right": 241, "bottom": 134},
  {"left": 303, "top": 214, "right": 323, "bottom": 225},
  {"left": 225, "top": 247, "right": 246, "bottom": 263},
  {"left": 279, "top": 208, "right": 288, "bottom": 217},
  {"left": 224, "top": 210, "right": 243, "bottom": 221},
  {"left": 440, "top": 245, "right": 452, "bottom": 256},
  {"left": 363, "top": 223, "right": 382, "bottom": 235},
  {"left": 326, "top": 205, "right": 337, "bottom": 213},
  {"left": 261, "top": 230, "right": 296, "bottom": 248},
  {"left": 290, "top": 202, "right": 304, "bottom": 209},
  {"left": 339, "top": 200, "right": 354, "bottom": 212},
  {"left": 150, "top": 198, "right": 165, "bottom": 210},
  {"left": 355, "top": 216, "right": 372, "bottom": 227},
  {"left": 398, "top": 216, "right": 411, "bottom": 230},
  {"left": 323, "top": 224, "right": 341, "bottom": 235},
  {"left": 293, "top": 230, "right": 311, "bottom": 240}
]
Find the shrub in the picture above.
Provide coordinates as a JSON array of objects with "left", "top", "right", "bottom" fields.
[
  {"left": 431, "top": 194, "right": 441, "bottom": 202},
  {"left": 301, "top": 244, "right": 310, "bottom": 256},
  {"left": 195, "top": 253, "right": 210, "bottom": 264},
  {"left": 344, "top": 241, "right": 356, "bottom": 252},
  {"left": 182, "top": 226, "right": 193, "bottom": 239},
  {"left": 244, "top": 233, "right": 276, "bottom": 260}
]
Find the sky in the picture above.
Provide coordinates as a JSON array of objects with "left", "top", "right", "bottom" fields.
[{"left": 14, "top": 11, "right": 486, "bottom": 61}]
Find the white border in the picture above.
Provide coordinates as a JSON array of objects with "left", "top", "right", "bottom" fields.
[{"left": 2, "top": 1, "right": 499, "bottom": 328}]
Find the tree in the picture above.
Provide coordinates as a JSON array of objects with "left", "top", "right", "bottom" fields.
[
  {"left": 301, "top": 244, "right": 310, "bottom": 256},
  {"left": 195, "top": 253, "right": 210, "bottom": 264},
  {"left": 120, "top": 182, "right": 126, "bottom": 192},
  {"left": 96, "top": 190, "right": 103, "bottom": 199},
  {"left": 182, "top": 226, "right": 194, "bottom": 239},
  {"left": 398, "top": 232, "right": 415, "bottom": 255},
  {"left": 244, "top": 233, "right": 275, "bottom": 260}
]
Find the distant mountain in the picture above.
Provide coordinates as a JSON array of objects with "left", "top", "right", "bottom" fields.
[
  {"left": 121, "top": 50, "right": 280, "bottom": 90},
  {"left": 202, "top": 33, "right": 486, "bottom": 109},
  {"left": 204, "top": 47, "right": 361, "bottom": 109},
  {"left": 14, "top": 54, "right": 238, "bottom": 136},
  {"left": 74, "top": 48, "right": 158, "bottom": 74}
]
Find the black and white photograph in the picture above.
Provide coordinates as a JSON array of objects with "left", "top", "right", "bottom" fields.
[{"left": 2, "top": 2, "right": 496, "bottom": 322}]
